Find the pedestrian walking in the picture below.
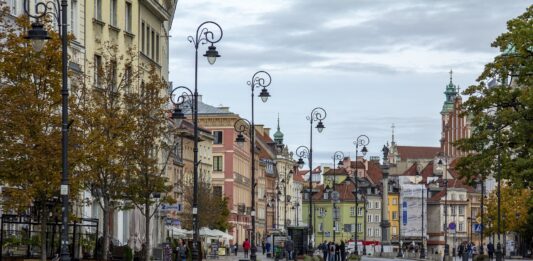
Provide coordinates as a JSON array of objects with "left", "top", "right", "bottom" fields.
[
  {"left": 243, "top": 238, "right": 251, "bottom": 258},
  {"left": 321, "top": 241, "right": 328, "bottom": 260},
  {"left": 488, "top": 242, "right": 495, "bottom": 260},
  {"left": 285, "top": 237, "right": 294, "bottom": 260}
]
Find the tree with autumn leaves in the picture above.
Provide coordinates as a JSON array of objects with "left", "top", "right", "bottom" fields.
[
  {"left": 0, "top": 6, "right": 174, "bottom": 261},
  {"left": 454, "top": 5, "right": 532, "bottom": 251},
  {"left": 0, "top": 11, "right": 85, "bottom": 261}
]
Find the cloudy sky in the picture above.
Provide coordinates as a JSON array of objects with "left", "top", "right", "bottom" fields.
[{"left": 168, "top": 0, "right": 530, "bottom": 164}]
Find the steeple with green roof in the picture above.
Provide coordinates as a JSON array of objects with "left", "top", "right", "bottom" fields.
[
  {"left": 273, "top": 114, "right": 284, "bottom": 146},
  {"left": 441, "top": 70, "right": 458, "bottom": 114}
]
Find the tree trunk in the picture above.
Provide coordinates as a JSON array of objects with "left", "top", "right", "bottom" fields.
[
  {"left": 102, "top": 198, "right": 110, "bottom": 260},
  {"left": 144, "top": 202, "right": 151, "bottom": 261},
  {"left": 40, "top": 209, "right": 48, "bottom": 261}
]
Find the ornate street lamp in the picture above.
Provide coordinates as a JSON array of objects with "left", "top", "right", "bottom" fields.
[
  {"left": 352, "top": 135, "right": 369, "bottom": 255},
  {"left": 186, "top": 21, "right": 223, "bottom": 261},
  {"left": 232, "top": 71, "right": 272, "bottom": 261},
  {"left": 23, "top": 0, "right": 70, "bottom": 259},
  {"left": 438, "top": 155, "right": 450, "bottom": 260},
  {"left": 331, "top": 151, "right": 345, "bottom": 243}
]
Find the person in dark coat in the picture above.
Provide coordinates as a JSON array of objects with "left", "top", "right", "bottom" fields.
[
  {"left": 487, "top": 242, "right": 495, "bottom": 260},
  {"left": 340, "top": 241, "right": 346, "bottom": 261},
  {"left": 321, "top": 241, "right": 328, "bottom": 260}
]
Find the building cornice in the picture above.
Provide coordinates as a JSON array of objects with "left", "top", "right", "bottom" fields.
[{"left": 141, "top": 0, "right": 171, "bottom": 21}]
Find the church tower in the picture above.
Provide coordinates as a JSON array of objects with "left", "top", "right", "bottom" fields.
[{"left": 440, "top": 70, "right": 471, "bottom": 158}]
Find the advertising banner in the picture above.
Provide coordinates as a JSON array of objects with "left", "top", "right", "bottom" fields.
[{"left": 399, "top": 177, "right": 426, "bottom": 238}]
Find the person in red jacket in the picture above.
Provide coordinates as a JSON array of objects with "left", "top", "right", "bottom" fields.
[{"left": 243, "top": 239, "right": 251, "bottom": 258}]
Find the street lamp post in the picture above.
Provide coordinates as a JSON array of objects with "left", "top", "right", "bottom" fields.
[
  {"left": 234, "top": 71, "right": 271, "bottom": 261},
  {"left": 486, "top": 121, "right": 503, "bottom": 261},
  {"left": 23, "top": 1, "right": 70, "bottom": 260},
  {"left": 184, "top": 21, "right": 223, "bottom": 261},
  {"left": 438, "top": 155, "right": 450, "bottom": 260},
  {"left": 353, "top": 135, "right": 369, "bottom": 255},
  {"left": 331, "top": 151, "right": 345, "bottom": 243},
  {"left": 479, "top": 177, "right": 485, "bottom": 255},
  {"left": 281, "top": 169, "right": 294, "bottom": 232},
  {"left": 415, "top": 163, "right": 426, "bottom": 259},
  {"left": 296, "top": 107, "right": 326, "bottom": 252},
  {"left": 397, "top": 181, "right": 403, "bottom": 258}
]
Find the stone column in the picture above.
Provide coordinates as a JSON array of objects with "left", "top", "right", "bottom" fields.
[{"left": 380, "top": 145, "right": 391, "bottom": 254}]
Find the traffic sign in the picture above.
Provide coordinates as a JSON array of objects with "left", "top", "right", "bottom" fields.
[
  {"left": 473, "top": 224, "right": 483, "bottom": 233},
  {"left": 331, "top": 191, "right": 340, "bottom": 201},
  {"left": 448, "top": 222, "right": 455, "bottom": 230}
]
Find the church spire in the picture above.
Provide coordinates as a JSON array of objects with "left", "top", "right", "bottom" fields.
[
  {"left": 442, "top": 69, "right": 458, "bottom": 114},
  {"left": 273, "top": 113, "right": 284, "bottom": 145},
  {"left": 391, "top": 123, "right": 396, "bottom": 146}
]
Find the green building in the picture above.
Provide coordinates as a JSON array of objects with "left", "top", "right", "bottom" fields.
[{"left": 302, "top": 168, "right": 366, "bottom": 244}]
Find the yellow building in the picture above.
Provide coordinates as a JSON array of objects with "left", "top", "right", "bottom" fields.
[{"left": 388, "top": 192, "right": 400, "bottom": 248}]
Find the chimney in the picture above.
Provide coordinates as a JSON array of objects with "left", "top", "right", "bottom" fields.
[
  {"left": 264, "top": 127, "right": 271, "bottom": 137},
  {"left": 217, "top": 106, "right": 230, "bottom": 113}
]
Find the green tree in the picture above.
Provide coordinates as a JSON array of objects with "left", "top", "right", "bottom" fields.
[
  {"left": 122, "top": 66, "right": 175, "bottom": 261},
  {"left": 0, "top": 10, "right": 83, "bottom": 261},
  {"left": 455, "top": 5, "right": 533, "bottom": 188},
  {"left": 180, "top": 177, "right": 231, "bottom": 231},
  {"left": 73, "top": 43, "right": 138, "bottom": 260}
]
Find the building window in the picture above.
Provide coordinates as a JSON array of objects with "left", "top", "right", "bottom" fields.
[
  {"left": 8, "top": 0, "right": 18, "bottom": 16},
  {"left": 366, "top": 202, "right": 372, "bottom": 209},
  {"left": 70, "top": 0, "right": 78, "bottom": 38},
  {"left": 213, "top": 131, "right": 223, "bottom": 144},
  {"left": 94, "top": 55, "right": 102, "bottom": 87},
  {"left": 125, "top": 2, "right": 132, "bottom": 32},
  {"left": 151, "top": 30, "right": 155, "bottom": 59},
  {"left": 458, "top": 205, "right": 465, "bottom": 216},
  {"left": 110, "top": 0, "right": 117, "bottom": 26},
  {"left": 375, "top": 228, "right": 380, "bottom": 237},
  {"left": 141, "top": 21, "right": 145, "bottom": 52},
  {"left": 367, "top": 214, "right": 372, "bottom": 223},
  {"left": 213, "top": 156, "right": 223, "bottom": 171},
  {"left": 374, "top": 201, "right": 380, "bottom": 209},
  {"left": 357, "top": 223, "right": 362, "bottom": 232},
  {"left": 95, "top": 0, "right": 102, "bottom": 20},
  {"left": 110, "top": 60, "right": 117, "bottom": 92},
  {"left": 213, "top": 186, "right": 222, "bottom": 197},
  {"left": 392, "top": 198, "right": 397, "bottom": 205},
  {"left": 374, "top": 214, "right": 380, "bottom": 223},
  {"left": 319, "top": 208, "right": 326, "bottom": 216},
  {"left": 451, "top": 205, "right": 456, "bottom": 215},
  {"left": 458, "top": 222, "right": 464, "bottom": 232},
  {"left": 156, "top": 34, "right": 160, "bottom": 62},
  {"left": 334, "top": 221, "right": 339, "bottom": 232},
  {"left": 392, "top": 227, "right": 397, "bottom": 235},
  {"left": 358, "top": 207, "right": 363, "bottom": 216},
  {"left": 350, "top": 207, "right": 355, "bottom": 216},
  {"left": 146, "top": 25, "right": 150, "bottom": 56},
  {"left": 367, "top": 228, "right": 372, "bottom": 236},
  {"left": 392, "top": 211, "right": 398, "bottom": 220}
]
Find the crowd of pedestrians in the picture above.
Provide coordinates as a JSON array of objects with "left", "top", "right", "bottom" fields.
[{"left": 319, "top": 240, "right": 347, "bottom": 261}]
